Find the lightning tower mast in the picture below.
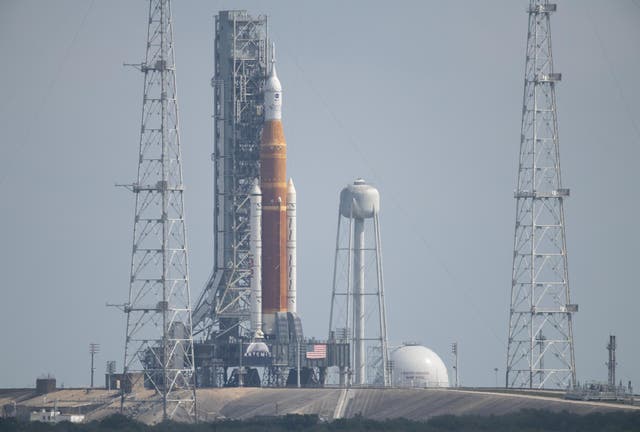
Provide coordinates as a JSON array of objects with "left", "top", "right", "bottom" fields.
[
  {"left": 122, "top": 0, "right": 196, "bottom": 420},
  {"left": 506, "top": 0, "right": 577, "bottom": 389}
]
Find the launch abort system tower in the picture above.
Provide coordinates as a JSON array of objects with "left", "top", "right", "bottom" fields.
[
  {"left": 506, "top": 0, "right": 577, "bottom": 389},
  {"left": 121, "top": 0, "right": 196, "bottom": 421}
]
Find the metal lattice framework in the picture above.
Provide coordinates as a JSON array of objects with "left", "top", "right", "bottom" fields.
[
  {"left": 122, "top": 0, "right": 196, "bottom": 420},
  {"left": 328, "top": 191, "right": 390, "bottom": 387},
  {"left": 506, "top": 0, "right": 577, "bottom": 389},
  {"left": 193, "top": 11, "right": 269, "bottom": 341}
]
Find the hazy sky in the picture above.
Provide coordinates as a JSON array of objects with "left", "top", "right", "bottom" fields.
[{"left": 1, "top": 1, "right": 638, "bottom": 389}]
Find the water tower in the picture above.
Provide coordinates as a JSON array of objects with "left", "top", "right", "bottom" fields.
[{"left": 328, "top": 179, "right": 390, "bottom": 386}]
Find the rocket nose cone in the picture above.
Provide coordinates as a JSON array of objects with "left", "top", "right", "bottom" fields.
[
  {"left": 251, "top": 179, "right": 262, "bottom": 195},
  {"left": 287, "top": 178, "right": 296, "bottom": 194}
]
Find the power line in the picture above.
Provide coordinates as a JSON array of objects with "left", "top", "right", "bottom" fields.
[
  {"left": 0, "top": 0, "right": 95, "bottom": 187},
  {"left": 584, "top": 3, "right": 640, "bottom": 142},
  {"left": 274, "top": 40, "right": 506, "bottom": 350}
]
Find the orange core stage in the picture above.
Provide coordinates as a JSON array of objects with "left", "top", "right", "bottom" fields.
[{"left": 260, "top": 119, "right": 288, "bottom": 314}]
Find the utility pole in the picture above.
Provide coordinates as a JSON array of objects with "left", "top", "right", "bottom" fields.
[
  {"left": 89, "top": 343, "right": 100, "bottom": 388},
  {"left": 121, "top": 0, "right": 196, "bottom": 421},
  {"left": 506, "top": 0, "right": 577, "bottom": 389},
  {"left": 106, "top": 361, "right": 116, "bottom": 391},
  {"left": 452, "top": 342, "right": 459, "bottom": 388}
]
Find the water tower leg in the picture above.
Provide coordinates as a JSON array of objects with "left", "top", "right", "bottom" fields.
[{"left": 353, "top": 218, "right": 365, "bottom": 385}]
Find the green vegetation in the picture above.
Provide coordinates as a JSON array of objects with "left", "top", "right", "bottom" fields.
[{"left": 1, "top": 410, "right": 639, "bottom": 432}]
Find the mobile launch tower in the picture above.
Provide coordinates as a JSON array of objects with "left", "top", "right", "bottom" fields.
[
  {"left": 191, "top": 11, "right": 321, "bottom": 388},
  {"left": 506, "top": 0, "right": 577, "bottom": 389},
  {"left": 193, "top": 11, "right": 269, "bottom": 342}
]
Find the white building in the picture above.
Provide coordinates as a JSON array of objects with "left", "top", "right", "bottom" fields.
[
  {"left": 391, "top": 343, "right": 450, "bottom": 388},
  {"left": 30, "top": 408, "right": 85, "bottom": 424}
]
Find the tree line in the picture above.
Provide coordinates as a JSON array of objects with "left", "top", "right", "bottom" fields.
[{"left": 1, "top": 409, "right": 639, "bottom": 432}]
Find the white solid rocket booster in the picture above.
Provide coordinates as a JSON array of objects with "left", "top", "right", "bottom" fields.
[
  {"left": 287, "top": 178, "right": 297, "bottom": 313},
  {"left": 250, "top": 180, "right": 262, "bottom": 333}
]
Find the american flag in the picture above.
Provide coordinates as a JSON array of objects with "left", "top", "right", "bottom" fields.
[{"left": 305, "top": 344, "right": 327, "bottom": 359}]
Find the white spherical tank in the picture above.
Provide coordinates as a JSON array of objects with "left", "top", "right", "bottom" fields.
[
  {"left": 339, "top": 178, "right": 380, "bottom": 219},
  {"left": 391, "top": 344, "right": 450, "bottom": 388}
]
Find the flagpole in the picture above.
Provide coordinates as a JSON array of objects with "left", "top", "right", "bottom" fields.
[{"left": 297, "top": 339, "right": 301, "bottom": 388}]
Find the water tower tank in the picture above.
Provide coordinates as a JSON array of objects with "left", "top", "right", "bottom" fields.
[
  {"left": 339, "top": 178, "right": 380, "bottom": 219},
  {"left": 391, "top": 344, "right": 450, "bottom": 388}
]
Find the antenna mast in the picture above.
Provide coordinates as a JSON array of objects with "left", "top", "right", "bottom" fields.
[{"left": 607, "top": 335, "right": 616, "bottom": 387}]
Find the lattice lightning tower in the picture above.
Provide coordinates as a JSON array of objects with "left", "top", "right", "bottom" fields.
[
  {"left": 122, "top": 0, "right": 196, "bottom": 420},
  {"left": 506, "top": 0, "right": 577, "bottom": 389}
]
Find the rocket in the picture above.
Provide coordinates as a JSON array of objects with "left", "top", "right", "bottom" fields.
[{"left": 250, "top": 49, "right": 297, "bottom": 336}]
